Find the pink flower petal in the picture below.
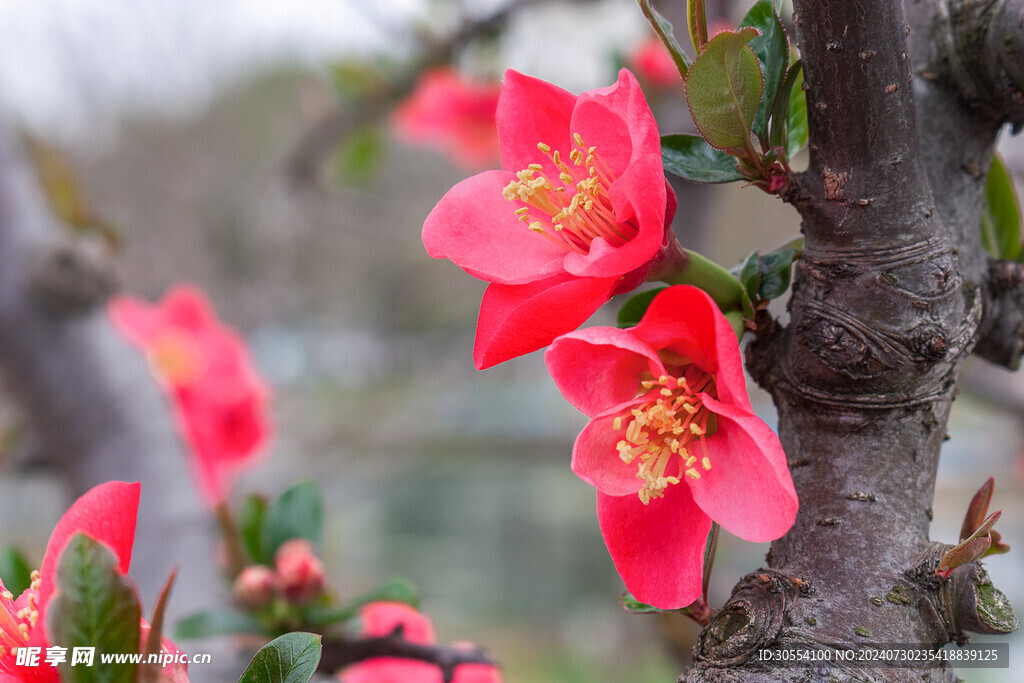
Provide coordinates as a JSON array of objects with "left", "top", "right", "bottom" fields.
[
  {"left": 361, "top": 602, "right": 436, "bottom": 645},
  {"left": 570, "top": 69, "right": 661, "bottom": 178},
  {"left": 161, "top": 286, "right": 217, "bottom": 332},
  {"left": 452, "top": 663, "right": 502, "bottom": 683},
  {"left": 597, "top": 487, "right": 711, "bottom": 609},
  {"left": 571, "top": 407, "right": 647, "bottom": 496},
  {"left": 687, "top": 393, "right": 797, "bottom": 542},
  {"left": 634, "top": 286, "right": 749, "bottom": 409},
  {"left": 562, "top": 152, "right": 667, "bottom": 278},
  {"left": 496, "top": 70, "right": 576, "bottom": 179},
  {"left": 108, "top": 296, "right": 163, "bottom": 346},
  {"left": 473, "top": 275, "right": 617, "bottom": 369},
  {"left": 38, "top": 482, "right": 140, "bottom": 616},
  {"left": 423, "top": 170, "right": 568, "bottom": 285},
  {"left": 545, "top": 326, "right": 663, "bottom": 416},
  {"left": 339, "top": 658, "right": 442, "bottom": 683}
]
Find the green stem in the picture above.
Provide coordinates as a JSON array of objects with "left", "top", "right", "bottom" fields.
[
  {"left": 702, "top": 522, "right": 720, "bottom": 603},
  {"left": 687, "top": 0, "right": 709, "bottom": 53},
  {"left": 214, "top": 501, "right": 248, "bottom": 580},
  {"left": 657, "top": 247, "right": 753, "bottom": 317},
  {"left": 637, "top": 0, "right": 691, "bottom": 78}
]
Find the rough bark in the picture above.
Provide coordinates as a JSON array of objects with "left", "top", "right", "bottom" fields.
[
  {"left": 0, "top": 125, "right": 235, "bottom": 682},
  {"left": 685, "top": 1, "right": 1020, "bottom": 680}
]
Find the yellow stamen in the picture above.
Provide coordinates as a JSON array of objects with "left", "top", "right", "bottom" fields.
[
  {"left": 503, "top": 134, "right": 637, "bottom": 254},
  {"left": 612, "top": 364, "right": 719, "bottom": 504}
]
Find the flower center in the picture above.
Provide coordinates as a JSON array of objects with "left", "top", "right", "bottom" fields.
[
  {"left": 614, "top": 366, "right": 717, "bottom": 505},
  {"left": 0, "top": 571, "right": 40, "bottom": 663},
  {"left": 501, "top": 134, "right": 637, "bottom": 253},
  {"left": 149, "top": 331, "right": 204, "bottom": 386}
]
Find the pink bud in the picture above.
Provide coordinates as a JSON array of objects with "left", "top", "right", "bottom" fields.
[
  {"left": 233, "top": 565, "right": 277, "bottom": 608},
  {"left": 275, "top": 539, "right": 326, "bottom": 604}
]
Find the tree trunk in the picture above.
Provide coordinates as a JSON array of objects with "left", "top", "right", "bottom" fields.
[{"left": 685, "top": 1, "right": 1022, "bottom": 680}]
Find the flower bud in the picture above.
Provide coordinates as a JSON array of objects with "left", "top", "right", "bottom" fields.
[
  {"left": 233, "top": 565, "right": 277, "bottom": 608},
  {"left": 274, "top": 539, "right": 325, "bottom": 604}
]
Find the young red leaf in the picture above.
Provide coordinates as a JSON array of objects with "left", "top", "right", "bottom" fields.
[
  {"left": 937, "top": 536, "right": 992, "bottom": 580},
  {"left": 960, "top": 476, "right": 995, "bottom": 541}
]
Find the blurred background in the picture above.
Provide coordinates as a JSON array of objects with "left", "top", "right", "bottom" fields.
[{"left": 0, "top": 0, "right": 1020, "bottom": 681}]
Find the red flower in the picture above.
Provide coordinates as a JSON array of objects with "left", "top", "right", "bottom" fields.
[
  {"left": 393, "top": 68, "right": 501, "bottom": 169},
  {"left": 109, "top": 285, "right": 270, "bottom": 507},
  {"left": 423, "top": 68, "right": 678, "bottom": 369},
  {"left": 337, "top": 603, "right": 500, "bottom": 683},
  {"left": 544, "top": 286, "right": 798, "bottom": 608},
  {"left": 0, "top": 482, "right": 187, "bottom": 682},
  {"left": 629, "top": 36, "right": 681, "bottom": 87}
]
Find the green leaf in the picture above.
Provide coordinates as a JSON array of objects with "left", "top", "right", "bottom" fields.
[
  {"left": 238, "top": 632, "right": 323, "bottom": 683},
  {"left": 770, "top": 61, "right": 802, "bottom": 151},
  {"left": 174, "top": 609, "right": 266, "bottom": 640},
  {"left": 304, "top": 578, "right": 420, "bottom": 628},
  {"left": 238, "top": 494, "right": 269, "bottom": 564},
  {"left": 47, "top": 533, "right": 141, "bottom": 683},
  {"left": 0, "top": 545, "right": 33, "bottom": 596},
  {"left": 328, "top": 61, "right": 382, "bottom": 104},
  {"left": 661, "top": 135, "right": 744, "bottom": 183},
  {"left": 140, "top": 570, "right": 177, "bottom": 683},
  {"left": 684, "top": 28, "right": 763, "bottom": 152},
  {"left": 620, "top": 591, "right": 664, "bottom": 614},
  {"left": 737, "top": 238, "right": 802, "bottom": 302},
  {"left": 785, "top": 66, "right": 808, "bottom": 159},
  {"left": 333, "top": 125, "right": 385, "bottom": 186},
  {"left": 262, "top": 480, "right": 323, "bottom": 560},
  {"left": 637, "top": 0, "right": 691, "bottom": 78},
  {"left": 739, "top": 0, "right": 789, "bottom": 140},
  {"left": 617, "top": 287, "right": 668, "bottom": 329},
  {"left": 980, "top": 154, "right": 1022, "bottom": 260}
]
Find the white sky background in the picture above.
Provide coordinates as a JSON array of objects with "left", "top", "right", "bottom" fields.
[{"left": 0, "top": 0, "right": 647, "bottom": 147}]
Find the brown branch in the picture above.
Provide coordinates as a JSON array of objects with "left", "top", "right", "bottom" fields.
[
  {"left": 318, "top": 627, "right": 498, "bottom": 681},
  {"left": 285, "top": 0, "right": 549, "bottom": 187},
  {"left": 908, "top": 0, "right": 1024, "bottom": 370}
]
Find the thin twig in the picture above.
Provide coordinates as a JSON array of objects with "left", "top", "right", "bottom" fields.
[
  {"left": 286, "top": 0, "right": 552, "bottom": 187},
  {"left": 318, "top": 627, "right": 497, "bottom": 681}
]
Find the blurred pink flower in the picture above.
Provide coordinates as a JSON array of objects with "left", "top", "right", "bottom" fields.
[
  {"left": 109, "top": 285, "right": 270, "bottom": 507},
  {"left": 0, "top": 482, "right": 187, "bottom": 682},
  {"left": 394, "top": 68, "right": 501, "bottom": 169},
  {"left": 629, "top": 36, "right": 681, "bottom": 87},
  {"left": 337, "top": 603, "right": 500, "bottom": 683}
]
